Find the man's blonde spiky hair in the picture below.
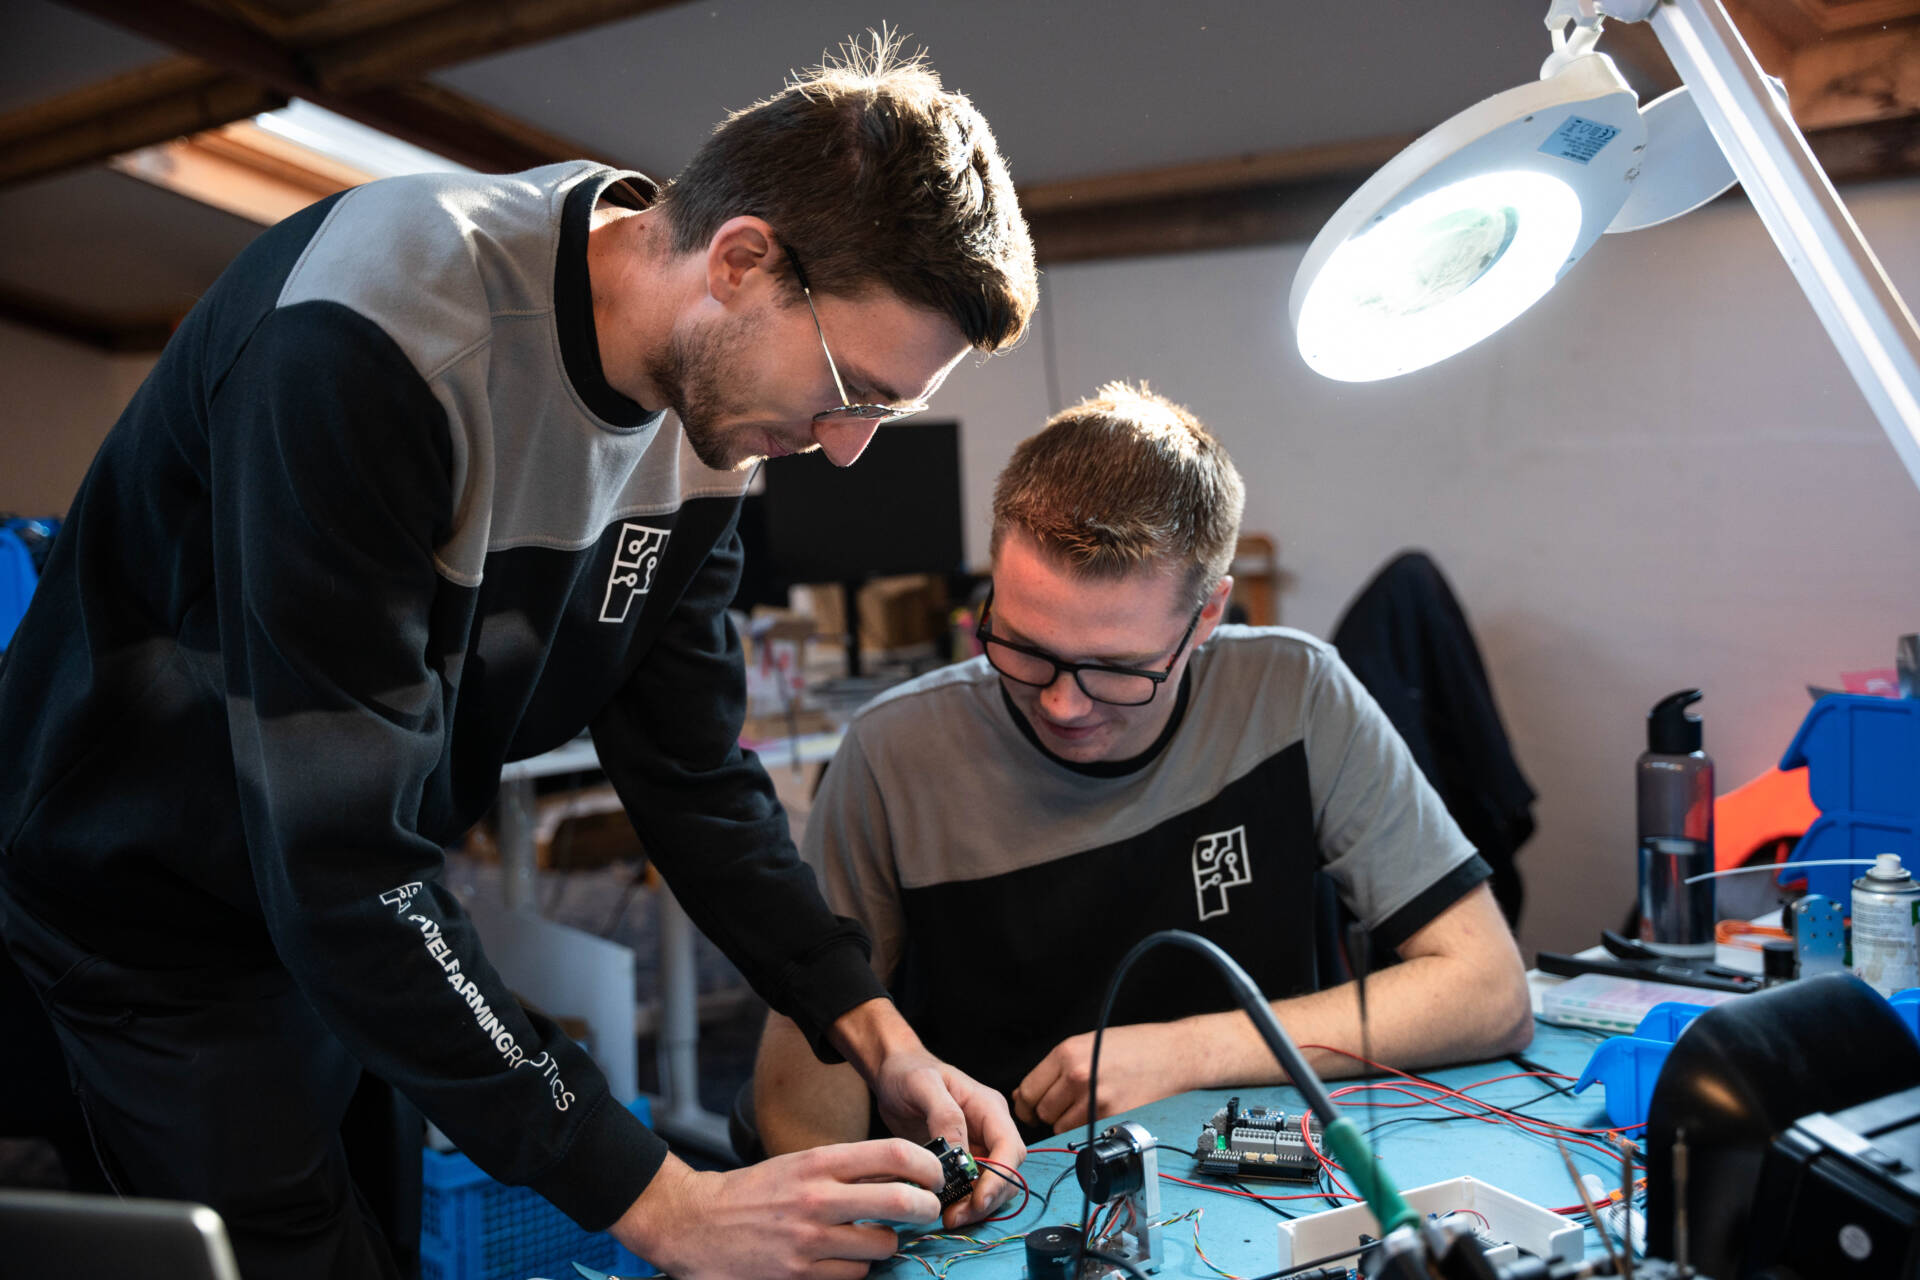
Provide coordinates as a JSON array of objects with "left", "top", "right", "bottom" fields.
[{"left": 991, "top": 382, "right": 1246, "bottom": 606}]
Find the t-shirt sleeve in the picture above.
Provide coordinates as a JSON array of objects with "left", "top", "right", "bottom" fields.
[
  {"left": 801, "top": 722, "right": 909, "bottom": 987},
  {"left": 1301, "top": 645, "right": 1490, "bottom": 951}
]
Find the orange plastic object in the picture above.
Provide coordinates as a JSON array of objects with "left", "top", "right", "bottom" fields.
[{"left": 1714, "top": 765, "right": 1822, "bottom": 871}]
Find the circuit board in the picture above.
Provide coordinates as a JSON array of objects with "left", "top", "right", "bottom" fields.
[
  {"left": 924, "top": 1137, "right": 980, "bottom": 1207},
  {"left": 1192, "top": 1096, "right": 1322, "bottom": 1182}
]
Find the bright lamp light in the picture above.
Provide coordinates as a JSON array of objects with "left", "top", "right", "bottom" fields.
[
  {"left": 1289, "top": 0, "right": 1920, "bottom": 495},
  {"left": 1291, "top": 50, "right": 1645, "bottom": 382},
  {"left": 1296, "top": 170, "right": 1581, "bottom": 381}
]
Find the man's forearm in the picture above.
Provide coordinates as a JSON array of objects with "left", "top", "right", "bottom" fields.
[
  {"left": 1173, "top": 953, "right": 1534, "bottom": 1090},
  {"left": 827, "top": 996, "right": 924, "bottom": 1083},
  {"left": 754, "top": 1012, "right": 872, "bottom": 1155}
]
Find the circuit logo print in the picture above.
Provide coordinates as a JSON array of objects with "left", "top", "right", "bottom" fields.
[
  {"left": 1192, "top": 826, "right": 1252, "bottom": 920},
  {"left": 599, "top": 523, "right": 670, "bottom": 623}
]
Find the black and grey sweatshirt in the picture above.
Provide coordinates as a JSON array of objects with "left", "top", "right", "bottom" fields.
[{"left": 0, "top": 162, "right": 886, "bottom": 1230}]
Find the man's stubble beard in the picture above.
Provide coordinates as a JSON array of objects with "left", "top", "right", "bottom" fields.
[{"left": 645, "top": 310, "right": 762, "bottom": 472}]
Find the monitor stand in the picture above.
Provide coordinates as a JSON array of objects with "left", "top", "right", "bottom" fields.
[{"left": 840, "top": 576, "right": 864, "bottom": 678}]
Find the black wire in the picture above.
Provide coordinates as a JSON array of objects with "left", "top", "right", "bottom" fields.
[
  {"left": 1224, "top": 1176, "right": 1301, "bottom": 1219},
  {"left": 1240, "top": 1239, "right": 1376, "bottom": 1279},
  {"left": 1030, "top": 1162, "right": 1079, "bottom": 1221}
]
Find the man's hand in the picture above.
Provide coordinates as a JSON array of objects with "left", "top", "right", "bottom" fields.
[
  {"left": 611, "top": 1144, "right": 943, "bottom": 1280},
  {"left": 870, "top": 1047, "right": 1025, "bottom": 1229},
  {"left": 1012, "top": 1022, "right": 1200, "bottom": 1134}
]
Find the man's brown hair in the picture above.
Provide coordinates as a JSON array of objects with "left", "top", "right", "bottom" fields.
[
  {"left": 992, "top": 382, "right": 1246, "bottom": 607},
  {"left": 659, "top": 33, "right": 1037, "bottom": 352}
]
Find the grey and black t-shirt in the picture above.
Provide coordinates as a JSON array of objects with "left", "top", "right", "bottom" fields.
[{"left": 804, "top": 625, "right": 1489, "bottom": 1100}]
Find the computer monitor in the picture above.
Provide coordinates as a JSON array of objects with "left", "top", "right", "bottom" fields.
[
  {"left": 0, "top": 1189, "right": 242, "bottom": 1279},
  {"left": 757, "top": 420, "right": 966, "bottom": 674}
]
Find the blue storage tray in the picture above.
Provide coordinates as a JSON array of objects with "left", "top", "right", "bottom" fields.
[
  {"left": 422, "top": 1097, "right": 654, "bottom": 1280},
  {"left": 1633, "top": 1001, "right": 1712, "bottom": 1043},
  {"left": 1779, "top": 694, "right": 1920, "bottom": 819},
  {"left": 1573, "top": 1035, "right": 1672, "bottom": 1130},
  {"left": 1891, "top": 989, "right": 1920, "bottom": 1046},
  {"left": 1777, "top": 812, "right": 1919, "bottom": 900},
  {"left": 1571, "top": 1002, "right": 1712, "bottom": 1131}
]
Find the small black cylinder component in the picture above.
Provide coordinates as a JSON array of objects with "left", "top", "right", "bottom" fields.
[
  {"left": 1075, "top": 1132, "right": 1142, "bottom": 1203},
  {"left": 1761, "top": 937, "right": 1797, "bottom": 985},
  {"left": 1023, "top": 1225, "right": 1080, "bottom": 1279}
]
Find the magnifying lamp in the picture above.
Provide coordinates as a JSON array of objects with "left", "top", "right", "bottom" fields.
[{"left": 1290, "top": 0, "right": 1920, "bottom": 495}]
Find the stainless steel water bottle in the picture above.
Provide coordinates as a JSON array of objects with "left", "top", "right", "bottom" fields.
[{"left": 1637, "top": 689, "right": 1716, "bottom": 957}]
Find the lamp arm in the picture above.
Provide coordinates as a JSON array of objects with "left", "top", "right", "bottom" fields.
[{"left": 1599, "top": 0, "right": 1920, "bottom": 494}]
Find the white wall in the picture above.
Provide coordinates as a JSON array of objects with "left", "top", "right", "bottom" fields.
[
  {"left": 931, "top": 179, "right": 1920, "bottom": 958},
  {"left": 0, "top": 318, "right": 156, "bottom": 516}
]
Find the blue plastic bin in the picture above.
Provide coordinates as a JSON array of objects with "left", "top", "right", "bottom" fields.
[
  {"left": 422, "top": 1097, "right": 654, "bottom": 1280},
  {"left": 1632, "top": 1001, "right": 1712, "bottom": 1043},
  {"left": 1776, "top": 693, "right": 1920, "bottom": 899},
  {"left": 1573, "top": 1036, "right": 1672, "bottom": 1130},
  {"left": 1780, "top": 694, "right": 1920, "bottom": 819},
  {"left": 1779, "top": 812, "right": 1920, "bottom": 901},
  {"left": 1573, "top": 1002, "right": 1712, "bottom": 1130},
  {"left": 1891, "top": 989, "right": 1920, "bottom": 1046}
]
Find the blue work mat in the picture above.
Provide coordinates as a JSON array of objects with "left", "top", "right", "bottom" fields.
[{"left": 880, "top": 1021, "right": 1620, "bottom": 1278}]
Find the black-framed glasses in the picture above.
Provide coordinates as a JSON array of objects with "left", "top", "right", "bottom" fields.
[
  {"left": 974, "top": 586, "right": 1205, "bottom": 707},
  {"left": 786, "top": 247, "right": 930, "bottom": 426}
]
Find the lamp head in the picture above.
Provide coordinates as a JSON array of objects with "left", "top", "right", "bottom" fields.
[{"left": 1290, "top": 52, "right": 1646, "bottom": 382}]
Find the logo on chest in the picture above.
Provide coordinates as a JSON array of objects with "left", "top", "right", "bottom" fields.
[
  {"left": 599, "top": 522, "right": 671, "bottom": 623},
  {"left": 1191, "top": 825, "right": 1252, "bottom": 920}
]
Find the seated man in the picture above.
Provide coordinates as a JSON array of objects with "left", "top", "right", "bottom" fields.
[{"left": 755, "top": 383, "right": 1533, "bottom": 1150}]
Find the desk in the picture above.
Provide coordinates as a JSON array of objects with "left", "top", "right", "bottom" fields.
[
  {"left": 494, "top": 730, "right": 842, "bottom": 1159},
  {"left": 880, "top": 1021, "right": 1618, "bottom": 1278}
]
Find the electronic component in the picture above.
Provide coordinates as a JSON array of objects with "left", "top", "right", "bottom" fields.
[
  {"left": 1022, "top": 1224, "right": 1080, "bottom": 1280},
  {"left": 1076, "top": 1121, "right": 1162, "bottom": 1274},
  {"left": 922, "top": 1137, "right": 979, "bottom": 1209},
  {"left": 1193, "top": 1095, "right": 1323, "bottom": 1182}
]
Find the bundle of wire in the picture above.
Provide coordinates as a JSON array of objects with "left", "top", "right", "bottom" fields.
[{"left": 889, "top": 1052, "right": 1645, "bottom": 1280}]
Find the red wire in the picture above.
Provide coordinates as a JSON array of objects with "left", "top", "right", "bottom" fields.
[
  {"left": 1303, "top": 1044, "right": 1647, "bottom": 1148},
  {"left": 974, "top": 1155, "right": 1031, "bottom": 1224}
]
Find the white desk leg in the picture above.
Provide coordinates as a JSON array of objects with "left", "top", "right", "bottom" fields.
[
  {"left": 649, "top": 882, "right": 737, "bottom": 1159},
  {"left": 497, "top": 777, "right": 538, "bottom": 913}
]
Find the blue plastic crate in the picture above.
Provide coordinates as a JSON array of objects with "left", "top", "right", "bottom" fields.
[
  {"left": 1779, "top": 693, "right": 1920, "bottom": 820},
  {"left": 422, "top": 1097, "right": 655, "bottom": 1280}
]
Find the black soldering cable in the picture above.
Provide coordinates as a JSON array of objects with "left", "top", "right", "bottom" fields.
[{"left": 1074, "top": 931, "right": 1354, "bottom": 1278}]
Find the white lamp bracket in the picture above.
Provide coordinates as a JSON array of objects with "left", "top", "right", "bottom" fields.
[{"left": 1543, "top": 2, "right": 1607, "bottom": 79}]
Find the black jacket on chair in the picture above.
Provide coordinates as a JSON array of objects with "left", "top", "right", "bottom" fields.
[{"left": 1332, "top": 551, "right": 1536, "bottom": 927}]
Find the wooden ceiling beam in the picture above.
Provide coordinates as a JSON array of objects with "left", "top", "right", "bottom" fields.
[
  {"left": 1783, "top": 23, "right": 1920, "bottom": 131},
  {"left": 1022, "top": 111, "right": 1920, "bottom": 266},
  {"left": 47, "top": 0, "right": 612, "bottom": 175},
  {"left": 0, "top": 75, "right": 284, "bottom": 187},
  {"left": 308, "top": 0, "right": 690, "bottom": 94}
]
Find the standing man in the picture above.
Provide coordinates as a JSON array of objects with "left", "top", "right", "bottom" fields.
[
  {"left": 0, "top": 39, "right": 1035, "bottom": 1280},
  {"left": 753, "top": 384, "right": 1533, "bottom": 1154}
]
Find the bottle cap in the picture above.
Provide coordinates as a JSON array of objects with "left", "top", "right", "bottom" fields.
[
  {"left": 1871, "top": 852, "right": 1908, "bottom": 880},
  {"left": 1648, "top": 689, "right": 1704, "bottom": 754}
]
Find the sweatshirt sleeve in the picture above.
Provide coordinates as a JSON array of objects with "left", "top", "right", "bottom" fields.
[
  {"left": 588, "top": 510, "right": 889, "bottom": 1064},
  {"left": 208, "top": 301, "right": 661, "bottom": 1232}
]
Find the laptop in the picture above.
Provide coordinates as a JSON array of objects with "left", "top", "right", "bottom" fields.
[{"left": 0, "top": 1189, "right": 242, "bottom": 1279}]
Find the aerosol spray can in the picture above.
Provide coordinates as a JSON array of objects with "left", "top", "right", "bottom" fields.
[
  {"left": 1637, "top": 689, "right": 1715, "bottom": 957},
  {"left": 1852, "top": 853, "right": 1920, "bottom": 997}
]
